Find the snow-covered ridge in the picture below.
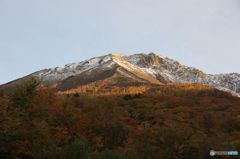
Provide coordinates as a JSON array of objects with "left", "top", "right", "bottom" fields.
[
  {"left": 32, "top": 52, "right": 240, "bottom": 96},
  {"left": 33, "top": 55, "right": 114, "bottom": 82},
  {"left": 123, "top": 53, "right": 240, "bottom": 96}
]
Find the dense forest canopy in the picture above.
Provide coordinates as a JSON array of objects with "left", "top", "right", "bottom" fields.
[{"left": 0, "top": 78, "right": 239, "bottom": 159}]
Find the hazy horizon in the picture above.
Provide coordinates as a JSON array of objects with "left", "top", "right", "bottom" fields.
[{"left": 1, "top": 0, "right": 240, "bottom": 84}]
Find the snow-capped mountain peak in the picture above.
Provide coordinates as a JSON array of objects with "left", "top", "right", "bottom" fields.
[{"left": 3, "top": 53, "right": 240, "bottom": 96}]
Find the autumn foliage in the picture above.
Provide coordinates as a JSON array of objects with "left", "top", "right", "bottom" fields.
[{"left": 0, "top": 79, "right": 239, "bottom": 159}]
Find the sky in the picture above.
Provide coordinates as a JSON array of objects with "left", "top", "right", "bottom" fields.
[{"left": 0, "top": 0, "right": 240, "bottom": 84}]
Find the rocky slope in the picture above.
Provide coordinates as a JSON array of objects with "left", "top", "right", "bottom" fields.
[{"left": 1, "top": 53, "right": 240, "bottom": 96}]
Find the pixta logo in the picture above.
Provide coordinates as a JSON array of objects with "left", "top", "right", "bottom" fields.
[{"left": 210, "top": 150, "right": 238, "bottom": 156}]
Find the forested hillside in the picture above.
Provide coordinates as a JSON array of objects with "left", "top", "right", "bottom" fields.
[{"left": 0, "top": 79, "right": 239, "bottom": 159}]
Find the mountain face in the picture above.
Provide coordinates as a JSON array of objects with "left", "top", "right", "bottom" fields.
[{"left": 1, "top": 53, "right": 240, "bottom": 96}]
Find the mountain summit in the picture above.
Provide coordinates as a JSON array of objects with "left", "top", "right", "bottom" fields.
[{"left": 1, "top": 53, "right": 240, "bottom": 96}]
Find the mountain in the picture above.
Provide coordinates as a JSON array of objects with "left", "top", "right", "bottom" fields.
[{"left": 1, "top": 53, "right": 240, "bottom": 96}]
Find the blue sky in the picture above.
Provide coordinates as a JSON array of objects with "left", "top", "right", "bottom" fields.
[{"left": 0, "top": 0, "right": 240, "bottom": 84}]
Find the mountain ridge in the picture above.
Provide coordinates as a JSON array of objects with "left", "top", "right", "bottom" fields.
[{"left": 1, "top": 52, "right": 240, "bottom": 96}]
